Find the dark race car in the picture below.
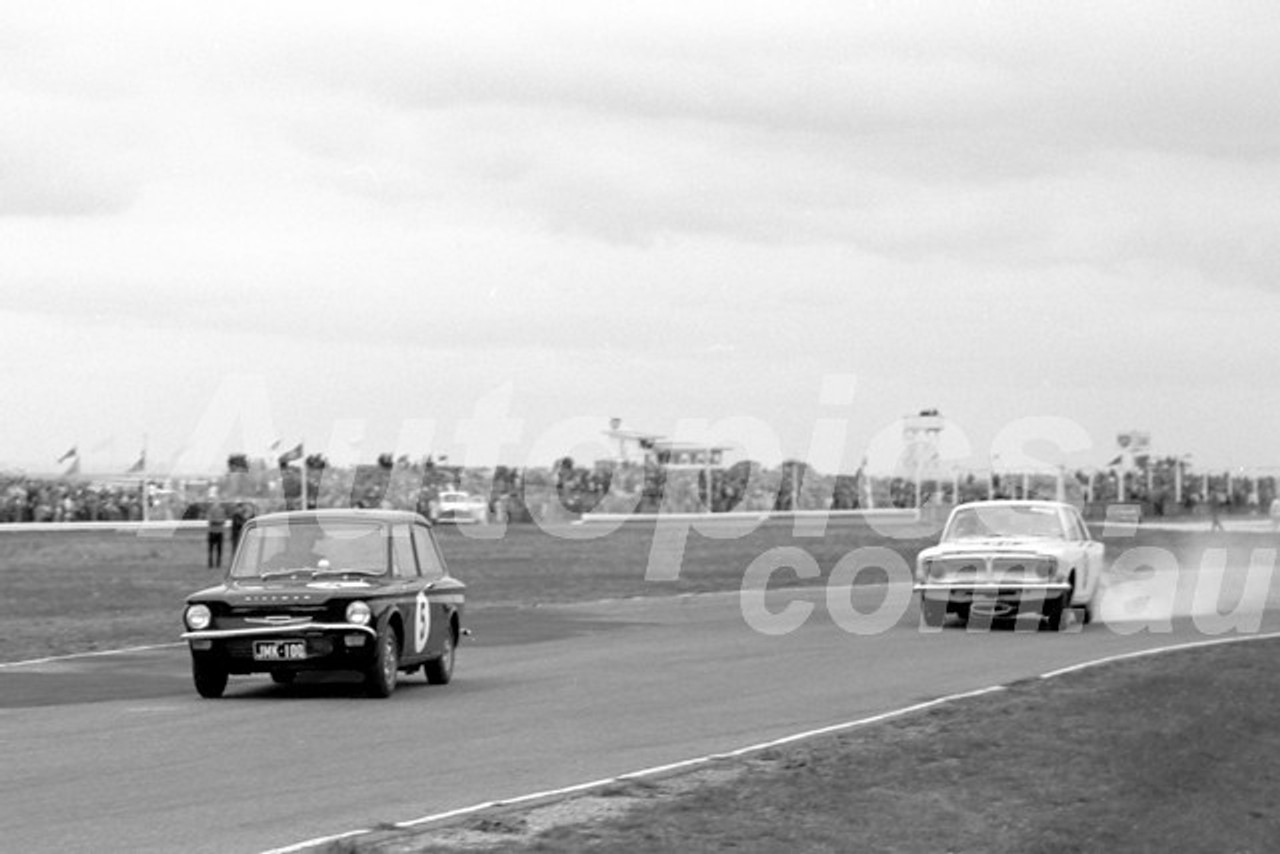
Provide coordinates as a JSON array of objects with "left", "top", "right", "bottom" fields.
[{"left": 181, "top": 509, "right": 465, "bottom": 698}]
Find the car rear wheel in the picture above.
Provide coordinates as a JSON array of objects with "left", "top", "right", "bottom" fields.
[
  {"left": 365, "top": 623, "right": 399, "bottom": 698},
  {"left": 192, "top": 655, "right": 228, "bottom": 699},
  {"left": 424, "top": 627, "right": 455, "bottom": 685}
]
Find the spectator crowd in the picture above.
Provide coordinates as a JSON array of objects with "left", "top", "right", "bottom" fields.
[
  {"left": 0, "top": 477, "right": 150, "bottom": 523},
  {"left": 2, "top": 452, "right": 1276, "bottom": 526}
]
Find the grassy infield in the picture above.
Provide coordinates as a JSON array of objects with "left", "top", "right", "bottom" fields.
[{"left": 3, "top": 520, "right": 1278, "bottom": 852}]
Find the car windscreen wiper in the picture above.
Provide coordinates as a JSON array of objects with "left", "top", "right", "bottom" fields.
[{"left": 258, "top": 567, "right": 317, "bottom": 579}]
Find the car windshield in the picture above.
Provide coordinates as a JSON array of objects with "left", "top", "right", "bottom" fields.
[
  {"left": 231, "top": 520, "right": 389, "bottom": 579},
  {"left": 944, "top": 505, "right": 1066, "bottom": 541}
]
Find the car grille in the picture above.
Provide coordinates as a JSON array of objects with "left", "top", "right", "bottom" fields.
[
  {"left": 929, "top": 556, "right": 1053, "bottom": 583},
  {"left": 931, "top": 557, "right": 986, "bottom": 581},
  {"left": 991, "top": 557, "right": 1054, "bottom": 581},
  {"left": 217, "top": 605, "right": 330, "bottom": 631}
]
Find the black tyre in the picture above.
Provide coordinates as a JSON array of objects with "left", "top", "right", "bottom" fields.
[
  {"left": 920, "top": 597, "right": 947, "bottom": 628},
  {"left": 424, "top": 625, "right": 456, "bottom": 685},
  {"left": 1042, "top": 593, "right": 1071, "bottom": 632},
  {"left": 192, "top": 655, "right": 228, "bottom": 699},
  {"left": 365, "top": 623, "right": 399, "bottom": 698}
]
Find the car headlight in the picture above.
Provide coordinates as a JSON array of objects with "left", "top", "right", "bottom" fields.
[
  {"left": 1040, "top": 558, "right": 1062, "bottom": 580},
  {"left": 185, "top": 604, "right": 212, "bottom": 631},
  {"left": 346, "top": 600, "right": 372, "bottom": 626}
]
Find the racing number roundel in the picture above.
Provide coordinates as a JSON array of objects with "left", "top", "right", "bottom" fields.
[{"left": 414, "top": 591, "right": 431, "bottom": 654}]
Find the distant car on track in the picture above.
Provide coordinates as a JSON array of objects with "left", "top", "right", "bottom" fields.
[
  {"left": 181, "top": 509, "right": 465, "bottom": 698},
  {"left": 914, "top": 500, "right": 1103, "bottom": 630},
  {"left": 436, "top": 490, "right": 486, "bottom": 524}
]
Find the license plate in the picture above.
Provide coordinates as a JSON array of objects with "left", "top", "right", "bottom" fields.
[
  {"left": 253, "top": 640, "right": 306, "bottom": 661},
  {"left": 969, "top": 592, "right": 999, "bottom": 611}
]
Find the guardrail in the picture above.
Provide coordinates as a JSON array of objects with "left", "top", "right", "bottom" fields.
[
  {"left": 0, "top": 520, "right": 209, "bottom": 534},
  {"left": 577, "top": 508, "right": 922, "bottom": 525}
]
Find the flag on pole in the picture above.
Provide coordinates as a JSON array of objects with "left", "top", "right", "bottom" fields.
[
  {"left": 57, "top": 446, "right": 81, "bottom": 477},
  {"left": 275, "top": 441, "right": 307, "bottom": 510},
  {"left": 277, "top": 443, "right": 304, "bottom": 466},
  {"left": 126, "top": 450, "right": 146, "bottom": 474}
]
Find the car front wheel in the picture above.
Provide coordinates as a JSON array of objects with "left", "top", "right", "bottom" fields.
[
  {"left": 424, "top": 628, "right": 455, "bottom": 685},
  {"left": 365, "top": 624, "right": 399, "bottom": 698},
  {"left": 920, "top": 597, "right": 947, "bottom": 628},
  {"left": 1042, "top": 592, "right": 1072, "bottom": 632},
  {"left": 192, "top": 654, "right": 228, "bottom": 699}
]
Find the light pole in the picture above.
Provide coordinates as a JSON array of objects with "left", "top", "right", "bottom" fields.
[{"left": 1174, "top": 454, "right": 1192, "bottom": 507}]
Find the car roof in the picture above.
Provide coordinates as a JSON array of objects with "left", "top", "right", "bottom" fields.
[
  {"left": 951, "top": 500, "right": 1073, "bottom": 512},
  {"left": 246, "top": 508, "right": 431, "bottom": 527}
]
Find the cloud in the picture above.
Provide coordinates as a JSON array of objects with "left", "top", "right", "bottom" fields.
[
  {"left": 167, "top": 1, "right": 1275, "bottom": 281},
  {"left": 2, "top": 1, "right": 1280, "bottom": 472},
  {"left": 0, "top": 93, "right": 145, "bottom": 217},
  {"left": 9, "top": 1, "right": 1277, "bottom": 264}
]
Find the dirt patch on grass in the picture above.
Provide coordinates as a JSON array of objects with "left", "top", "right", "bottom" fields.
[{"left": 348, "top": 637, "right": 1280, "bottom": 854}]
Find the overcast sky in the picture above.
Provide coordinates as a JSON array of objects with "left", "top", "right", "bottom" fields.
[{"left": 3, "top": 1, "right": 1279, "bottom": 477}]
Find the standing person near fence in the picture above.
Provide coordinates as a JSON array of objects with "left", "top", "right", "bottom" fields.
[{"left": 207, "top": 491, "right": 227, "bottom": 569}]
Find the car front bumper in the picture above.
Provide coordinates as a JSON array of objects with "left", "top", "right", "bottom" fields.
[
  {"left": 182, "top": 623, "right": 379, "bottom": 674},
  {"left": 914, "top": 583, "right": 1072, "bottom": 616},
  {"left": 914, "top": 582, "right": 1072, "bottom": 596}
]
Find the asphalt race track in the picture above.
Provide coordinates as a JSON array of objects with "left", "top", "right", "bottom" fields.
[{"left": 3, "top": 574, "right": 1279, "bottom": 854}]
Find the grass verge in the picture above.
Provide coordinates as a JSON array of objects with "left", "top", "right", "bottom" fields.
[
  {"left": 345, "top": 636, "right": 1280, "bottom": 854},
  {"left": 0, "top": 521, "right": 1271, "bottom": 662},
  {"left": 0, "top": 519, "right": 936, "bottom": 662}
]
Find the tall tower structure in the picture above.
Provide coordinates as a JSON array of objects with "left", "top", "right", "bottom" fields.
[{"left": 902, "top": 408, "right": 944, "bottom": 507}]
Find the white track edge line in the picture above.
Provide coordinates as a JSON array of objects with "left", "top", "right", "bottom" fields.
[
  {"left": 0, "top": 642, "right": 184, "bottom": 669},
  {"left": 263, "top": 629, "right": 1280, "bottom": 854},
  {"left": 1037, "top": 630, "right": 1280, "bottom": 680},
  {"left": 259, "top": 685, "right": 1007, "bottom": 854}
]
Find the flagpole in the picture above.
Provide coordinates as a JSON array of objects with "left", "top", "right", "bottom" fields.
[{"left": 140, "top": 434, "right": 149, "bottom": 522}]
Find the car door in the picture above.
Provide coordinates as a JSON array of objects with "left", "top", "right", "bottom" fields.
[
  {"left": 390, "top": 522, "right": 431, "bottom": 664},
  {"left": 412, "top": 522, "right": 458, "bottom": 659},
  {"left": 1069, "top": 509, "right": 1105, "bottom": 598}
]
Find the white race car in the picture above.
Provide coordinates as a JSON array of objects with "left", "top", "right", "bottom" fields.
[
  {"left": 436, "top": 490, "right": 486, "bottom": 524},
  {"left": 914, "top": 500, "right": 1104, "bottom": 630}
]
